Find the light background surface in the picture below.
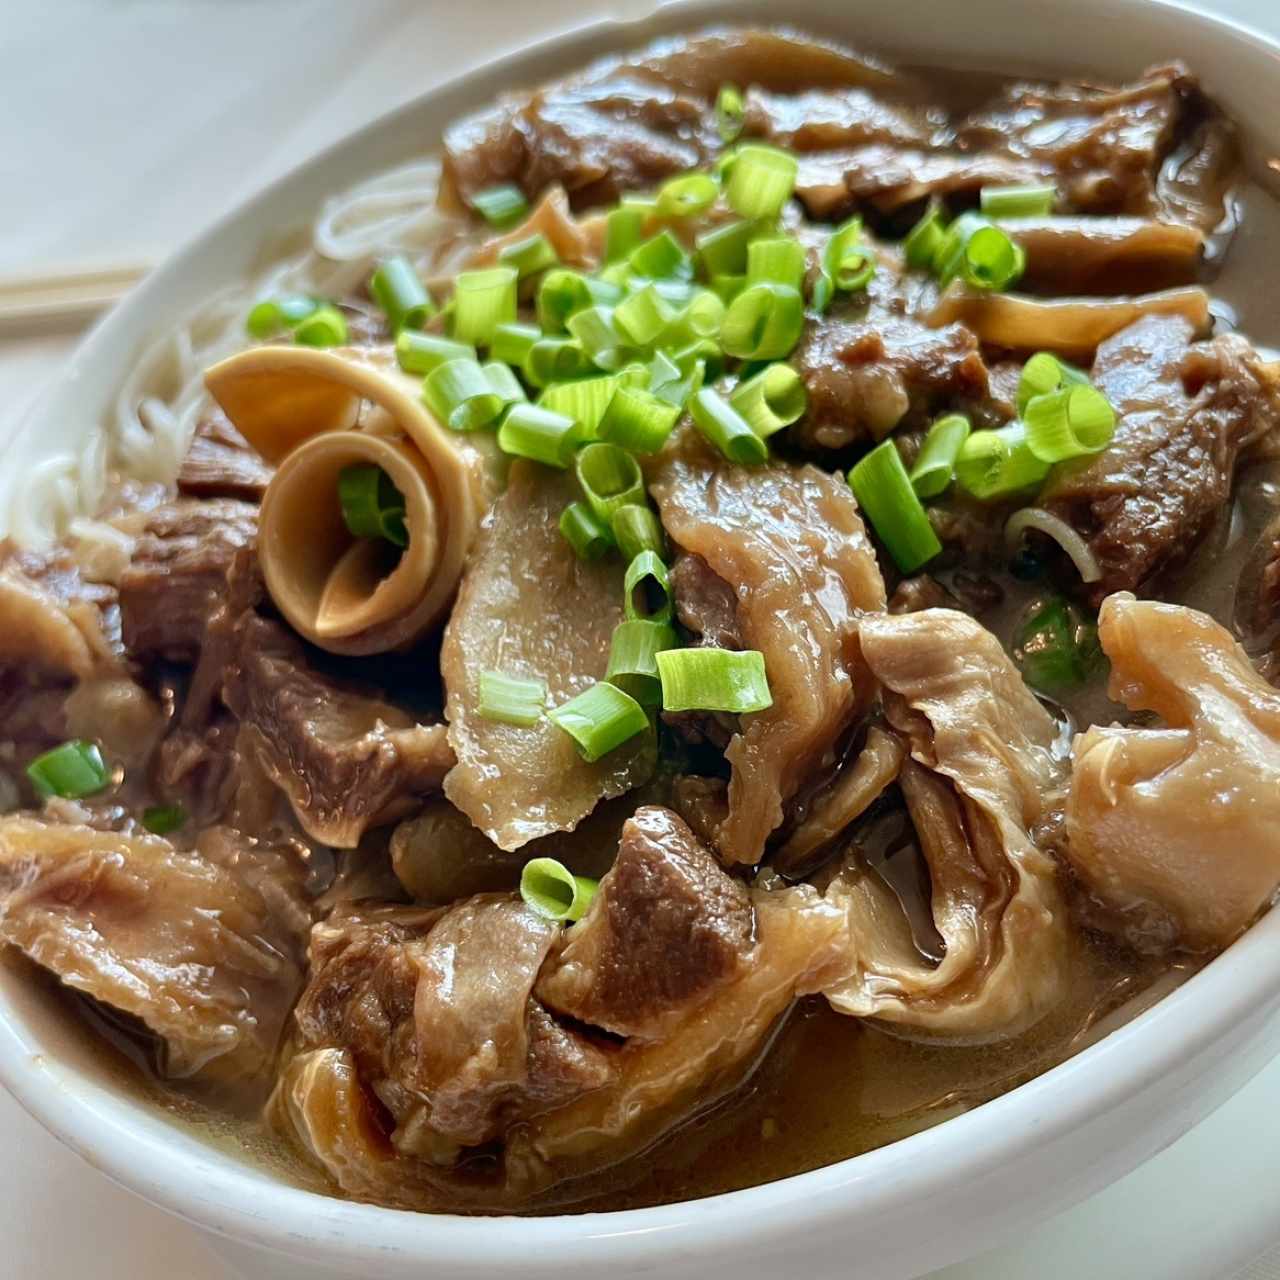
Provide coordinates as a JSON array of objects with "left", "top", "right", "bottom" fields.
[{"left": 3, "top": 2, "right": 1280, "bottom": 1276}]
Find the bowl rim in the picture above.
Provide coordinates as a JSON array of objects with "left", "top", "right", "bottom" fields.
[{"left": 4, "top": 0, "right": 1280, "bottom": 1269}]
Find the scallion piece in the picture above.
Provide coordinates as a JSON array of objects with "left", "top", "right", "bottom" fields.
[
  {"left": 246, "top": 295, "right": 317, "bottom": 338},
  {"left": 649, "top": 349, "right": 704, "bottom": 408},
  {"left": 499, "top": 232, "right": 559, "bottom": 279},
  {"left": 624, "top": 549, "right": 674, "bottom": 624},
  {"left": 628, "top": 230, "right": 693, "bottom": 281},
  {"left": 559, "top": 501, "right": 614, "bottom": 561},
  {"left": 370, "top": 256, "right": 434, "bottom": 332},
  {"left": 477, "top": 671, "right": 546, "bottom": 726},
  {"left": 656, "top": 647, "right": 772, "bottom": 714},
  {"left": 451, "top": 267, "right": 517, "bottom": 346},
  {"left": 710, "top": 273, "right": 746, "bottom": 303},
  {"left": 293, "top": 304, "right": 348, "bottom": 347},
  {"left": 689, "top": 387, "right": 768, "bottom": 464},
  {"left": 729, "top": 363, "right": 806, "bottom": 438},
  {"left": 908, "top": 414, "right": 972, "bottom": 499},
  {"left": 423, "top": 357, "right": 506, "bottom": 431},
  {"left": 539, "top": 368, "right": 645, "bottom": 437},
  {"left": 575, "top": 442, "right": 646, "bottom": 523},
  {"left": 697, "top": 219, "right": 763, "bottom": 277},
  {"left": 746, "top": 237, "right": 806, "bottom": 291},
  {"left": 672, "top": 338, "right": 722, "bottom": 380},
  {"left": 716, "top": 83, "right": 745, "bottom": 143},
  {"left": 26, "top": 740, "right": 109, "bottom": 800},
  {"left": 980, "top": 183, "right": 1058, "bottom": 219},
  {"left": 660, "top": 290, "right": 726, "bottom": 352},
  {"left": 483, "top": 360, "right": 527, "bottom": 407},
  {"left": 547, "top": 681, "right": 649, "bottom": 762},
  {"left": 848, "top": 441, "right": 942, "bottom": 573},
  {"left": 904, "top": 199, "right": 947, "bottom": 271},
  {"left": 491, "top": 321, "right": 542, "bottom": 367},
  {"left": 520, "top": 857, "right": 599, "bottom": 923},
  {"left": 1013, "top": 595, "right": 1102, "bottom": 693},
  {"left": 338, "top": 464, "right": 408, "bottom": 547},
  {"left": 523, "top": 337, "right": 595, "bottom": 388},
  {"left": 472, "top": 182, "right": 529, "bottom": 229},
  {"left": 537, "top": 270, "right": 622, "bottom": 333},
  {"left": 396, "top": 330, "right": 476, "bottom": 374},
  {"left": 656, "top": 172, "right": 719, "bottom": 220},
  {"left": 1016, "top": 351, "right": 1091, "bottom": 415},
  {"left": 141, "top": 803, "right": 187, "bottom": 835},
  {"left": 955, "top": 424, "right": 1051, "bottom": 500},
  {"left": 606, "top": 617, "right": 678, "bottom": 706},
  {"left": 566, "top": 306, "right": 632, "bottom": 372},
  {"left": 605, "top": 203, "right": 648, "bottom": 263},
  {"left": 611, "top": 504, "right": 665, "bottom": 561},
  {"left": 497, "top": 403, "right": 581, "bottom": 469},
  {"left": 959, "top": 223, "right": 1026, "bottom": 291},
  {"left": 597, "top": 385, "right": 681, "bottom": 453},
  {"left": 724, "top": 144, "right": 798, "bottom": 220},
  {"left": 1023, "top": 384, "right": 1116, "bottom": 462},
  {"left": 720, "top": 282, "right": 804, "bottom": 361},
  {"left": 615, "top": 284, "right": 677, "bottom": 348}
]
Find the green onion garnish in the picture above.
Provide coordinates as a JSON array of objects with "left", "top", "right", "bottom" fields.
[
  {"left": 559, "top": 501, "right": 614, "bottom": 561},
  {"left": 520, "top": 857, "right": 599, "bottom": 923},
  {"left": 656, "top": 647, "right": 772, "bottom": 714},
  {"left": 848, "top": 441, "right": 942, "bottom": 573},
  {"left": 904, "top": 199, "right": 947, "bottom": 271},
  {"left": 1016, "top": 351, "right": 1091, "bottom": 414},
  {"left": 499, "top": 232, "right": 559, "bottom": 279},
  {"left": 649, "top": 349, "right": 705, "bottom": 408},
  {"left": 497, "top": 403, "right": 581, "bottom": 469},
  {"left": 539, "top": 367, "right": 645, "bottom": 438},
  {"left": 1013, "top": 595, "right": 1103, "bottom": 693},
  {"left": 980, "top": 183, "right": 1057, "bottom": 219},
  {"left": 933, "top": 212, "right": 1026, "bottom": 291},
  {"left": 716, "top": 83, "right": 745, "bottom": 143},
  {"left": 597, "top": 385, "right": 680, "bottom": 453},
  {"left": 477, "top": 671, "right": 547, "bottom": 726},
  {"left": 605, "top": 203, "right": 648, "bottom": 263},
  {"left": 724, "top": 144, "right": 798, "bottom": 220},
  {"left": 575, "top": 442, "right": 646, "bottom": 523},
  {"left": 690, "top": 387, "right": 768, "bottom": 464},
  {"left": 370, "top": 256, "right": 434, "bottom": 332},
  {"left": 472, "top": 182, "right": 530, "bottom": 229},
  {"left": 547, "top": 681, "right": 649, "bottom": 762},
  {"left": 909, "top": 414, "right": 972, "bottom": 500},
  {"left": 624, "top": 549, "right": 674, "bottom": 624},
  {"left": 566, "top": 306, "right": 632, "bottom": 372},
  {"left": 451, "top": 267, "right": 517, "bottom": 346},
  {"left": 697, "top": 219, "right": 763, "bottom": 277},
  {"left": 245, "top": 295, "right": 318, "bottom": 339},
  {"left": 26, "top": 740, "right": 109, "bottom": 800},
  {"left": 537, "top": 269, "right": 622, "bottom": 332},
  {"left": 1023, "top": 384, "right": 1116, "bottom": 463},
  {"left": 615, "top": 284, "right": 677, "bottom": 347},
  {"left": 656, "top": 172, "right": 719, "bottom": 220},
  {"left": 395, "top": 330, "right": 476, "bottom": 374},
  {"left": 141, "top": 803, "right": 187, "bottom": 835},
  {"left": 423, "top": 357, "right": 506, "bottom": 431},
  {"left": 729, "top": 363, "right": 807, "bottom": 439},
  {"left": 660, "top": 290, "right": 726, "bottom": 352},
  {"left": 338, "top": 464, "right": 409, "bottom": 547},
  {"left": 720, "top": 282, "right": 804, "bottom": 361},
  {"left": 490, "top": 321, "right": 542, "bottom": 367},
  {"left": 523, "top": 337, "right": 595, "bottom": 387},
  {"left": 611, "top": 504, "right": 665, "bottom": 561},
  {"left": 747, "top": 237, "right": 806, "bottom": 292},
  {"left": 629, "top": 230, "right": 694, "bottom": 281},
  {"left": 482, "top": 360, "right": 527, "bottom": 409},
  {"left": 605, "top": 617, "right": 678, "bottom": 706},
  {"left": 293, "top": 303, "right": 349, "bottom": 347},
  {"left": 955, "top": 425, "right": 1051, "bottom": 500},
  {"left": 813, "top": 216, "right": 876, "bottom": 313}
]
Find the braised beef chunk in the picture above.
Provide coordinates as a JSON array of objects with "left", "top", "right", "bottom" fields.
[
  {"left": 177, "top": 408, "right": 274, "bottom": 503},
  {"left": 1043, "top": 316, "right": 1280, "bottom": 602},
  {"left": 118, "top": 498, "right": 256, "bottom": 662},
  {"left": 536, "top": 807, "right": 754, "bottom": 1040},
  {"left": 670, "top": 553, "right": 741, "bottom": 649},
  {"left": 225, "top": 614, "right": 452, "bottom": 848},
  {"left": 744, "top": 85, "right": 940, "bottom": 153}
]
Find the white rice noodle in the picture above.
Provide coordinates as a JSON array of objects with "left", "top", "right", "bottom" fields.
[{"left": 1004, "top": 506, "right": 1103, "bottom": 583}]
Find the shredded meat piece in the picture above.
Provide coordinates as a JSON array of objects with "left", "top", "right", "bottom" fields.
[
  {"left": 177, "top": 408, "right": 274, "bottom": 502},
  {"left": 743, "top": 85, "right": 940, "bottom": 152}
]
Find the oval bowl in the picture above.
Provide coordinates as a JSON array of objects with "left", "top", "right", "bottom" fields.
[{"left": 3, "top": 1, "right": 1280, "bottom": 1277}]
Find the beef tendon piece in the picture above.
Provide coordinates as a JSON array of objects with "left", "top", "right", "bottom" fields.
[
  {"left": 1065, "top": 594, "right": 1280, "bottom": 950},
  {"left": 177, "top": 408, "right": 274, "bottom": 503},
  {"left": 0, "top": 818, "right": 309, "bottom": 1083},
  {"left": 441, "top": 461, "right": 654, "bottom": 851},
  {"left": 650, "top": 428, "right": 886, "bottom": 864}
]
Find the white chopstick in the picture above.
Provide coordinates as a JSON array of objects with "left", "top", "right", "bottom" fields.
[{"left": 0, "top": 261, "right": 151, "bottom": 336}]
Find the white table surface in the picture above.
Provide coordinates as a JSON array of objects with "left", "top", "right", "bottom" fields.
[{"left": 6, "top": 2, "right": 1280, "bottom": 1276}]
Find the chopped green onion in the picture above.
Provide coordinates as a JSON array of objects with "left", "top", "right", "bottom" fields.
[
  {"left": 615, "top": 284, "right": 676, "bottom": 347},
  {"left": 567, "top": 306, "right": 632, "bottom": 372},
  {"left": 559, "top": 501, "right": 614, "bottom": 560},
  {"left": 649, "top": 349, "right": 704, "bottom": 408},
  {"left": 1023, "top": 384, "right": 1116, "bottom": 462},
  {"left": 575, "top": 442, "right": 646, "bottom": 523},
  {"left": 246, "top": 295, "right": 317, "bottom": 338},
  {"left": 908, "top": 414, "right": 972, "bottom": 499},
  {"left": 656, "top": 172, "right": 719, "bottom": 220},
  {"left": 710, "top": 273, "right": 746, "bottom": 303},
  {"left": 370, "top": 256, "right": 434, "bottom": 332},
  {"left": 934, "top": 213, "right": 1025, "bottom": 291},
  {"left": 956, "top": 425, "right": 1051, "bottom": 500},
  {"left": 482, "top": 360, "right": 527, "bottom": 408},
  {"left": 396, "top": 330, "right": 476, "bottom": 374},
  {"left": 338, "top": 464, "right": 408, "bottom": 547},
  {"left": 746, "top": 237, "right": 806, "bottom": 291},
  {"left": 538, "top": 269, "right": 622, "bottom": 332},
  {"left": 629, "top": 229, "right": 694, "bottom": 281},
  {"left": 660, "top": 290, "right": 726, "bottom": 352},
  {"left": 904, "top": 199, "right": 947, "bottom": 271},
  {"left": 605, "top": 203, "right": 648, "bottom": 263},
  {"left": 423, "top": 357, "right": 506, "bottom": 431},
  {"left": 697, "top": 219, "right": 763, "bottom": 277},
  {"left": 716, "top": 83, "right": 745, "bottom": 143},
  {"left": 672, "top": 339, "right": 722, "bottom": 380},
  {"left": 606, "top": 618, "right": 678, "bottom": 706},
  {"left": 1013, "top": 595, "right": 1102, "bottom": 693},
  {"left": 293, "top": 304, "right": 348, "bottom": 347},
  {"left": 597, "top": 385, "right": 680, "bottom": 453},
  {"left": 980, "top": 183, "right": 1057, "bottom": 219},
  {"left": 813, "top": 216, "right": 876, "bottom": 312},
  {"left": 624, "top": 550, "right": 673, "bottom": 623},
  {"left": 141, "top": 803, "right": 187, "bottom": 835},
  {"left": 497, "top": 403, "right": 581, "bottom": 468},
  {"left": 548, "top": 682, "right": 649, "bottom": 762},
  {"left": 611, "top": 504, "right": 665, "bottom": 561},
  {"left": 720, "top": 282, "right": 805, "bottom": 361},
  {"left": 520, "top": 857, "right": 599, "bottom": 923},
  {"left": 26, "top": 740, "right": 109, "bottom": 800},
  {"left": 724, "top": 144, "right": 798, "bottom": 220},
  {"left": 539, "top": 368, "right": 645, "bottom": 437},
  {"left": 656, "top": 647, "right": 772, "bottom": 714},
  {"left": 523, "top": 337, "right": 595, "bottom": 387},
  {"left": 1016, "top": 351, "right": 1091, "bottom": 415},
  {"left": 472, "top": 182, "right": 529, "bottom": 229},
  {"left": 729, "top": 363, "right": 806, "bottom": 438},
  {"left": 477, "top": 671, "right": 547, "bottom": 726},
  {"left": 451, "top": 267, "right": 517, "bottom": 346},
  {"left": 499, "top": 232, "right": 559, "bottom": 279},
  {"left": 689, "top": 387, "right": 768, "bottom": 464},
  {"left": 848, "top": 441, "right": 942, "bottom": 573},
  {"left": 491, "top": 321, "right": 542, "bottom": 367}
]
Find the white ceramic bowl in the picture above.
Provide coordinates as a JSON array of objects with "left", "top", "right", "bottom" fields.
[{"left": 5, "top": 1, "right": 1280, "bottom": 1277}]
